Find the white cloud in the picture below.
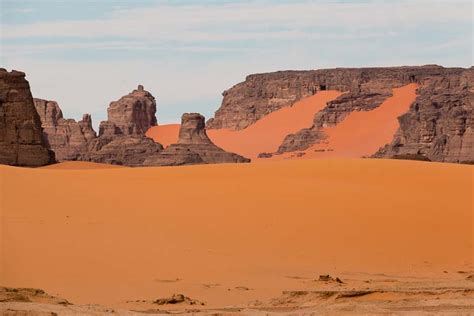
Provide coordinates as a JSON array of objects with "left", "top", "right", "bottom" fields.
[{"left": 3, "top": 1, "right": 471, "bottom": 41}]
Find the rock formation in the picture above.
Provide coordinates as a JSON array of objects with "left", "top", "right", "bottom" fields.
[
  {"left": 81, "top": 135, "right": 163, "bottom": 167},
  {"left": 78, "top": 85, "right": 164, "bottom": 166},
  {"left": 104, "top": 84, "right": 157, "bottom": 136},
  {"left": 34, "top": 99, "right": 96, "bottom": 161},
  {"left": 33, "top": 85, "right": 163, "bottom": 166},
  {"left": 0, "top": 69, "right": 54, "bottom": 166},
  {"left": 208, "top": 65, "right": 473, "bottom": 163},
  {"left": 374, "top": 67, "right": 473, "bottom": 163},
  {"left": 144, "top": 113, "right": 250, "bottom": 166}
]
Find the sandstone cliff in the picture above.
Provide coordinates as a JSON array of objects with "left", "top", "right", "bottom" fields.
[
  {"left": 0, "top": 69, "right": 54, "bottom": 166},
  {"left": 144, "top": 113, "right": 250, "bottom": 166},
  {"left": 78, "top": 85, "right": 164, "bottom": 166},
  {"left": 103, "top": 84, "right": 157, "bottom": 136},
  {"left": 208, "top": 65, "right": 473, "bottom": 163},
  {"left": 34, "top": 98, "right": 96, "bottom": 161}
]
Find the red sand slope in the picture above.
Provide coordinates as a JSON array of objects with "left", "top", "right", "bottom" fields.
[
  {"left": 291, "top": 83, "right": 418, "bottom": 159},
  {"left": 146, "top": 91, "right": 342, "bottom": 158},
  {"left": 207, "top": 91, "right": 342, "bottom": 159},
  {"left": 145, "top": 124, "right": 180, "bottom": 148}
]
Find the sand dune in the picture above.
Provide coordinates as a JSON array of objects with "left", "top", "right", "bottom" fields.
[
  {"left": 207, "top": 91, "right": 342, "bottom": 159},
  {"left": 1, "top": 159, "right": 472, "bottom": 313},
  {"left": 145, "top": 123, "right": 180, "bottom": 148},
  {"left": 288, "top": 84, "right": 418, "bottom": 159},
  {"left": 146, "top": 91, "right": 342, "bottom": 159}
]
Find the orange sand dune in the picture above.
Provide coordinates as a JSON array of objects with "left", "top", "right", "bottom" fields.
[
  {"left": 207, "top": 91, "right": 342, "bottom": 159},
  {"left": 146, "top": 91, "right": 342, "bottom": 158},
  {"left": 145, "top": 123, "right": 180, "bottom": 148},
  {"left": 1, "top": 159, "right": 472, "bottom": 310},
  {"left": 41, "top": 161, "right": 126, "bottom": 170},
  {"left": 293, "top": 84, "right": 418, "bottom": 159}
]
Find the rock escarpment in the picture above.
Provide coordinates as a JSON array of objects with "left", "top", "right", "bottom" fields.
[
  {"left": 144, "top": 113, "right": 250, "bottom": 166},
  {"left": 209, "top": 65, "right": 473, "bottom": 163},
  {"left": 0, "top": 69, "right": 54, "bottom": 166},
  {"left": 374, "top": 67, "right": 473, "bottom": 163},
  {"left": 34, "top": 99, "right": 96, "bottom": 161}
]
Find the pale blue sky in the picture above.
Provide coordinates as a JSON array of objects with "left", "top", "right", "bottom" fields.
[{"left": 1, "top": 0, "right": 472, "bottom": 127}]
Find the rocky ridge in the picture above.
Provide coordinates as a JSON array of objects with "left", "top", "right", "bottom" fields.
[
  {"left": 0, "top": 69, "right": 54, "bottom": 166},
  {"left": 32, "top": 85, "right": 249, "bottom": 167},
  {"left": 143, "top": 113, "right": 250, "bottom": 166},
  {"left": 208, "top": 65, "right": 473, "bottom": 163},
  {"left": 34, "top": 99, "right": 96, "bottom": 161}
]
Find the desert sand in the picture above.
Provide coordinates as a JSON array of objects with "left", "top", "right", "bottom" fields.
[
  {"left": 207, "top": 91, "right": 342, "bottom": 159},
  {"left": 146, "top": 123, "right": 181, "bottom": 148},
  {"left": 295, "top": 83, "right": 418, "bottom": 159},
  {"left": 41, "top": 161, "right": 127, "bottom": 170},
  {"left": 1, "top": 158, "right": 473, "bottom": 314}
]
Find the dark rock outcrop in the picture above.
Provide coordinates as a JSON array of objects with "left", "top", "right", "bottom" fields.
[
  {"left": 81, "top": 135, "right": 163, "bottom": 167},
  {"left": 144, "top": 113, "right": 250, "bottom": 166},
  {"left": 208, "top": 65, "right": 473, "bottom": 163},
  {"left": 374, "top": 67, "right": 473, "bottom": 163},
  {"left": 78, "top": 85, "right": 164, "bottom": 166},
  {"left": 0, "top": 69, "right": 54, "bottom": 166},
  {"left": 34, "top": 85, "right": 164, "bottom": 166},
  {"left": 34, "top": 98, "right": 96, "bottom": 161},
  {"left": 103, "top": 84, "right": 157, "bottom": 136}
]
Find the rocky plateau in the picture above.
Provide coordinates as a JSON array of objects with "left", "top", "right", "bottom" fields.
[{"left": 208, "top": 65, "right": 473, "bottom": 163}]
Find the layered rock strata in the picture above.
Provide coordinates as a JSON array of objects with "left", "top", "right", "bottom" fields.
[
  {"left": 208, "top": 65, "right": 473, "bottom": 163},
  {"left": 34, "top": 99, "right": 96, "bottom": 161},
  {"left": 0, "top": 69, "right": 54, "bottom": 166}
]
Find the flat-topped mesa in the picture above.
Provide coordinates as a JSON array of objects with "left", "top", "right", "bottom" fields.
[
  {"left": 144, "top": 113, "right": 250, "bottom": 166},
  {"left": 33, "top": 98, "right": 97, "bottom": 162},
  {"left": 0, "top": 69, "right": 54, "bottom": 166},
  {"left": 207, "top": 66, "right": 451, "bottom": 130},
  {"left": 101, "top": 85, "right": 157, "bottom": 137},
  {"left": 207, "top": 65, "right": 472, "bottom": 163}
]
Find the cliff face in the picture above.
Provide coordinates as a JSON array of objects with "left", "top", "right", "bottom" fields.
[
  {"left": 208, "top": 65, "right": 473, "bottom": 163},
  {"left": 374, "top": 67, "right": 473, "bottom": 163},
  {"left": 0, "top": 69, "right": 54, "bottom": 166},
  {"left": 144, "top": 113, "right": 250, "bottom": 166},
  {"left": 34, "top": 99, "right": 96, "bottom": 161}
]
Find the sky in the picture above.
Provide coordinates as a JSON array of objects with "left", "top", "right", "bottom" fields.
[{"left": 0, "top": 0, "right": 472, "bottom": 128}]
